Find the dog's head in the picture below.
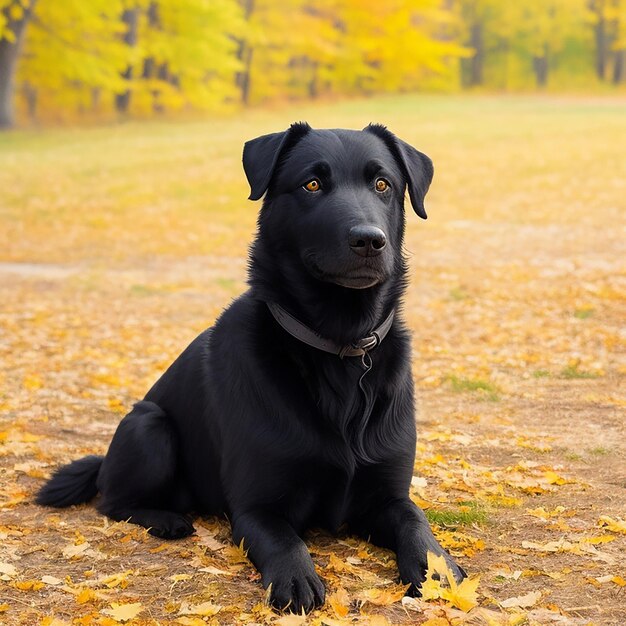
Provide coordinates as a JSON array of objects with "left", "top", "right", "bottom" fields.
[{"left": 243, "top": 123, "right": 433, "bottom": 290}]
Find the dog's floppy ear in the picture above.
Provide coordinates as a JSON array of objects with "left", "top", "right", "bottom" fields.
[
  {"left": 364, "top": 123, "right": 433, "bottom": 219},
  {"left": 243, "top": 122, "right": 311, "bottom": 201}
]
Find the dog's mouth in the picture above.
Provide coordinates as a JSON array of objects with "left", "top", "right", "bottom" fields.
[
  {"left": 330, "top": 273, "right": 381, "bottom": 289},
  {"left": 303, "top": 253, "right": 385, "bottom": 289}
]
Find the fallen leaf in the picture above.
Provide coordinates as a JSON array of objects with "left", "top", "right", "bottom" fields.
[
  {"left": 500, "top": 590, "right": 541, "bottom": 608},
  {"left": 328, "top": 587, "right": 350, "bottom": 617},
  {"left": 178, "top": 601, "right": 222, "bottom": 616},
  {"left": 62, "top": 542, "right": 90, "bottom": 559},
  {"left": 358, "top": 585, "right": 407, "bottom": 605},
  {"left": 14, "top": 580, "right": 45, "bottom": 591},
  {"left": 41, "top": 575, "right": 63, "bottom": 585},
  {"left": 101, "top": 602, "right": 143, "bottom": 622},
  {"left": 0, "top": 562, "right": 17, "bottom": 578},
  {"left": 420, "top": 552, "right": 479, "bottom": 612},
  {"left": 598, "top": 515, "right": 626, "bottom": 534}
]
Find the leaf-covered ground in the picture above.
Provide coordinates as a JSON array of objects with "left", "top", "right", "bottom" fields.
[{"left": 1, "top": 95, "right": 625, "bottom": 626}]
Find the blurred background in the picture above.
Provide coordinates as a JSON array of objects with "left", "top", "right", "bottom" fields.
[{"left": 1, "top": 0, "right": 626, "bottom": 128}]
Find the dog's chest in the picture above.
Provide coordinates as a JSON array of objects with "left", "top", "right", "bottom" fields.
[{"left": 286, "top": 453, "right": 356, "bottom": 532}]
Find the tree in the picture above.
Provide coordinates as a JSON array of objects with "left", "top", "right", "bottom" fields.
[
  {"left": 16, "top": 0, "right": 128, "bottom": 123},
  {"left": 513, "top": 0, "right": 588, "bottom": 87},
  {"left": 0, "top": 0, "right": 37, "bottom": 128}
]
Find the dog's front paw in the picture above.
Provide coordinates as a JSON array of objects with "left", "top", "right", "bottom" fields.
[
  {"left": 263, "top": 563, "right": 325, "bottom": 613},
  {"left": 399, "top": 549, "right": 467, "bottom": 597},
  {"left": 147, "top": 512, "right": 195, "bottom": 539}
]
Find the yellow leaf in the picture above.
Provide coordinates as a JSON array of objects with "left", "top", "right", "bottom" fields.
[
  {"left": 14, "top": 580, "right": 45, "bottom": 591},
  {"left": 101, "top": 571, "right": 132, "bottom": 588},
  {"left": 101, "top": 602, "right": 143, "bottom": 622},
  {"left": 598, "top": 516, "right": 626, "bottom": 534},
  {"left": 62, "top": 542, "right": 90, "bottom": 559},
  {"left": 176, "top": 618, "right": 206, "bottom": 626},
  {"left": 0, "top": 603, "right": 9, "bottom": 613},
  {"left": 328, "top": 587, "right": 350, "bottom": 617},
  {"left": 169, "top": 574, "right": 193, "bottom": 583},
  {"left": 75, "top": 588, "right": 98, "bottom": 604},
  {"left": 23, "top": 374, "right": 43, "bottom": 390},
  {"left": 178, "top": 601, "right": 222, "bottom": 616},
  {"left": 420, "top": 552, "right": 479, "bottom": 613},
  {"left": 358, "top": 585, "right": 407, "bottom": 605},
  {"left": 500, "top": 590, "right": 541, "bottom": 608}
]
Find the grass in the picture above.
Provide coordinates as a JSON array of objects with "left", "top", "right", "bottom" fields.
[
  {"left": 425, "top": 501, "right": 488, "bottom": 527},
  {"left": 573, "top": 307, "right": 594, "bottom": 319},
  {"left": 448, "top": 287, "right": 469, "bottom": 301},
  {"left": 3, "top": 93, "right": 626, "bottom": 267},
  {"left": 560, "top": 364, "right": 600, "bottom": 379},
  {"left": 532, "top": 369, "right": 550, "bottom": 378},
  {"left": 588, "top": 446, "right": 610, "bottom": 456},
  {"left": 446, "top": 375, "right": 501, "bottom": 401}
]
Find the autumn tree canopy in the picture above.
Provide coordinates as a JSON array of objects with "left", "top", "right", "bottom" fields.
[{"left": 1, "top": 0, "right": 626, "bottom": 127}]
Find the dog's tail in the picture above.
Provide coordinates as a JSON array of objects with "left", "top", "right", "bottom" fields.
[{"left": 36, "top": 455, "right": 103, "bottom": 507}]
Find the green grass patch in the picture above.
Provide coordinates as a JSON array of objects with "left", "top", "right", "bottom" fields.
[
  {"left": 532, "top": 369, "right": 550, "bottom": 378},
  {"left": 588, "top": 446, "right": 610, "bottom": 456},
  {"left": 560, "top": 364, "right": 599, "bottom": 379},
  {"left": 426, "top": 501, "right": 488, "bottom": 527},
  {"left": 573, "top": 307, "right": 594, "bottom": 319},
  {"left": 564, "top": 451, "right": 583, "bottom": 462},
  {"left": 215, "top": 278, "right": 239, "bottom": 291},
  {"left": 448, "top": 287, "right": 469, "bottom": 301},
  {"left": 446, "top": 375, "right": 501, "bottom": 401}
]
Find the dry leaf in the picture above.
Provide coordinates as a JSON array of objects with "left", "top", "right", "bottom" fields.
[
  {"left": 62, "top": 542, "right": 90, "bottom": 559},
  {"left": 178, "top": 601, "right": 222, "bottom": 616},
  {"left": 328, "top": 586, "right": 350, "bottom": 617},
  {"left": 358, "top": 585, "right": 407, "bottom": 605},
  {"left": 41, "top": 575, "right": 63, "bottom": 585},
  {"left": 500, "top": 590, "right": 541, "bottom": 608},
  {"left": 419, "top": 552, "right": 479, "bottom": 612},
  {"left": 101, "top": 602, "right": 143, "bottom": 622},
  {"left": 598, "top": 515, "right": 626, "bottom": 534},
  {"left": 0, "top": 562, "right": 17, "bottom": 578}
]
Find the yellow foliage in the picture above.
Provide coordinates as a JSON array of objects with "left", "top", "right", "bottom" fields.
[
  {"left": 101, "top": 602, "right": 144, "bottom": 622},
  {"left": 420, "top": 552, "right": 480, "bottom": 613}
]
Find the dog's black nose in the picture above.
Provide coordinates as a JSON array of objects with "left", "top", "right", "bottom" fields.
[{"left": 349, "top": 226, "right": 387, "bottom": 257}]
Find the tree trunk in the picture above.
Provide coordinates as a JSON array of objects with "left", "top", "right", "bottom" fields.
[
  {"left": 235, "top": 0, "right": 255, "bottom": 104},
  {"left": 461, "top": 20, "right": 484, "bottom": 87},
  {"left": 0, "top": 0, "right": 37, "bottom": 129},
  {"left": 590, "top": 0, "right": 609, "bottom": 80},
  {"left": 115, "top": 7, "right": 140, "bottom": 113},
  {"left": 613, "top": 49, "right": 625, "bottom": 83},
  {"left": 533, "top": 44, "right": 549, "bottom": 87}
]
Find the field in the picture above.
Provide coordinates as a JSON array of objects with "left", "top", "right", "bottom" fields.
[{"left": 1, "top": 95, "right": 625, "bottom": 625}]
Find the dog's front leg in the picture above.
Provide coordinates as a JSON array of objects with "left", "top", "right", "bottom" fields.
[
  {"left": 358, "top": 497, "right": 466, "bottom": 595},
  {"left": 232, "top": 510, "right": 325, "bottom": 613}
]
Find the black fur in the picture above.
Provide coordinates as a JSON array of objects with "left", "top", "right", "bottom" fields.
[{"left": 37, "top": 123, "right": 466, "bottom": 613}]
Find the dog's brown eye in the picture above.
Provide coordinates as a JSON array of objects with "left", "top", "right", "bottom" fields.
[
  {"left": 375, "top": 178, "right": 389, "bottom": 192},
  {"left": 304, "top": 179, "right": 321, "bottom": 192}
]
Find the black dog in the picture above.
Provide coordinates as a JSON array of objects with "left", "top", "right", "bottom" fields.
[{"left": 37, "top": 123, "right": 466, "bottom": 613}]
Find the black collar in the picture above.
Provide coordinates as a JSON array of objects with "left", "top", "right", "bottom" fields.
[{"left": 267, "top": 302, "right": 395, "bottom": 358}]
